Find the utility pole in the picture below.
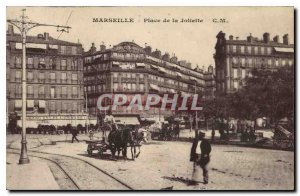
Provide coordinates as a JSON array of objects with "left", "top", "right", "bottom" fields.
[
  {"left": 195, "top": 80, "right": 198, "bottom": 138},
  {"left": 7, "top": 9, "right": 71, "bottom": 164}
]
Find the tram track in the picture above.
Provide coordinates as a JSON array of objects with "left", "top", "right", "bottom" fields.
[{"left": 7, "top": 147, "right": 133, "bottom": 190}]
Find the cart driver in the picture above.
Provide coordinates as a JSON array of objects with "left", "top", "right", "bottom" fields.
[{"left": 103, "top": 110, "right": 118, "bottom": 141}]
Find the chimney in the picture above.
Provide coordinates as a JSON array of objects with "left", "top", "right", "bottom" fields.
[
  {"left": 247, "top": 33, "right": 253, "bottom": 42},
  {"left": 7, "top": 25, "right": 14, "bottom": 35},
  {"left": 283, "top": 34, "right": 289, "bottom": 45},
  {"left": 100, "top": 44, "right": 106, "bottom": 51},
  {"left": 37, "top": 34, "right": 44, "bottom": 39},
  {"left": 170, "top": 55, "right": 178, "bottom": 64},
  {"left": 152, "top": 49, "right": 161, "bottom": 58},
  {"left": 162, "top": 53, "right": 170, "bottom": 61},
  {"left": 44, "top": 32, "right": 49, "bottom": 41},
  {"left": 263, "top": 32, "right": 270, "bottom": 43},
  {"left": 236, "top": 37, "right": 239, "bottom": 40},
  {"left": 144, "top": 46, "right": 152, "bottom": 54},
  {"left": 229, "top": 35, "right": 234, "bottom": 40},
  {"left": 273, "top": 35, "right": 279, "bottom": 43},
  {"left": 186, "top": 62, "right": 191, "bottom": 68},
  {"left": 90, "top": 43, "right": 96, "bottom": 53}
]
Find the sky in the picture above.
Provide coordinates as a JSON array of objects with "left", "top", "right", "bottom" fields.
[{"left": 6, "top": 7, "right": 294, "bottom": 70}]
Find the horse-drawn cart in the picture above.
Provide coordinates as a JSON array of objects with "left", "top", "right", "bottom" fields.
[{"left": 86, "top": 140, "right": 109, "bottom": 158}]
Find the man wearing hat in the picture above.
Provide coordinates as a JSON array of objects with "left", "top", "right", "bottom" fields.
[{"left": 190, "top": 132, "right": 212, "bottom": 184}]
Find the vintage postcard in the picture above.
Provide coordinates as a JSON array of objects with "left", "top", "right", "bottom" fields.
[{"left": 6, "top": 6, "right": 294, "bottom": 190}]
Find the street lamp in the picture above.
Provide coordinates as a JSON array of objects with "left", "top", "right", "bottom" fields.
[{"left": 7, "top": 9, "right": 71, "bottom": 164}]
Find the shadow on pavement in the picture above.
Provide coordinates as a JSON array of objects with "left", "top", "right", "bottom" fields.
[{"left": 162, "top": 176, "right": 205, "bottom": 186}]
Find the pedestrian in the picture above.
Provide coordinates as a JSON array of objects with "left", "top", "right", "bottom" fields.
[
  {"left": 71, "top": 128, "right": 79, "bottom": 143},
  {"left": 190, "top": 132, "right": 212, "bottom": 185}
]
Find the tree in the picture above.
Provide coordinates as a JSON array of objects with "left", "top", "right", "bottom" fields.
[{"left": 230, "top": 67, "right": 294, "bottom": 130}]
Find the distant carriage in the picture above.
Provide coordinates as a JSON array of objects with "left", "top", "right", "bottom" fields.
[{"left": 273, "top": 125, "right": 294, "bottom": 149}]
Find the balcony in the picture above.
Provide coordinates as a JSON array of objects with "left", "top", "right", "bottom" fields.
[
  {"left": 38, "top": 94, "right": 45, "bottom": 98},
  {"left": 72, "top": 95, "right": 78, "bottom": 98},
  {"left": 61, "top": 94, "right": 68, "bottom": 99},
  {"left": 38, "top": 79, "right": 45, "bottom": 83}
]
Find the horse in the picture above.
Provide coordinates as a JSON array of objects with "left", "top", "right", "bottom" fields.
[{"left": 108, "top": 126, "right": 136, "bottom": 160}]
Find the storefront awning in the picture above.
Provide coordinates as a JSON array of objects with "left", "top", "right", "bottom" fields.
[
  {"left": 26, "top": 43, "right": 47, "bottom": 49},
  {"left": 27, "top": 100, "right": 34, "bottom": 108},
  {"left": 149, "top": 84, "right": 160, "bottom": 91},
  {"left": 176, "top": 72, "right": 183, "bottom": 78},
  {"left": 112, "top": 61, "right": 120, "bottom": 66},
  {"left": 150, "top": 64, "right": 159, "bottom": 69},
  {"left": 39, "top": 100, "right": 46, "bottom": 108},
  {"left": 114, "top": 116, "right": 140, "bottom": 125},
  {"left": 136, "top": 63, "right": 146, "bottom": 68},
  {"left": 158, "top": 66, "right": 166, "bottom": 73},
  {"left": 189, "top": 76, "right": 197, "bottom": 82},
  {"left": 274, "top": 47, "right": 294, "bottom": 53},
  {"left": 169, "top": 89, "right": 176, "bottom": 94},
  {"left": 15, "top": 100, "right": 22, "bottom": 108},
  {"left": 49, "top": 45, "right": 58, "bottom": 49}
]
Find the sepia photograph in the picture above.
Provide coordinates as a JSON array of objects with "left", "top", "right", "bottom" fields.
[{"left": 5, "top": 6, "right": 295, "bottom": 190}]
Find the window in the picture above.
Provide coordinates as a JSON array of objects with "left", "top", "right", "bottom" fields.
[
  {"left": 233, "top": 81, "right": 238, "bottom": 89},
  {"left": 241, "top": 58, "right": 245, "bottom": 66},
  {"left": 267, "top": 47, "right": 272, "bottom": 54},
  {"left": 232, "top": 45, "right": 237, "bottom": 53},
  {"left": 72, "top": 86, "right": 78, "bottom": 98},
  {"left": 61, "top": 73, "right": 66, "bottom": 83},
  {"left": 15, "top": 70, "right": 21, "bottom": 82},
  {"left": 61, "top": 59, "right": 67, "bottom": 70},
  {"left": 50, "top": 87, "right": 56, "bottom": 98},
  {"left": 71, "top": 60, "right": 78, "bottom": 70},
  {"left": 27, "top": 85, "right": 33, "bottom": 98},
  {"left": 113, "top": 83, "right": 118, "bottom": 91},
  {"left": 240, "top": 46, "right": 245, "bottom": 54},
  {"left": 139, "top": 84, "right": 144, "bottom": 91},
  {"left": 275, "top": 59, "right": 279, "bottom": 67},
  {"left": 248, "top": 58, "right": 253, "bottom": 67},
  {"left": 267, "top": 59, "right": 272, "bottom": 66},
  {"left": 27, "top": 71, "right": 33, "bottom": 82},
  {"left": 62, "top": 86, "right": 67, "bottom": 98},
  {"left": 241, "top": 69, "right": 246, "bottom": 78},
  {"left": 62, "top": 102, "right": 67, "bottom": 113},
  {"left": 16, "top": 56, "right": 22, "bottom": 67},
  {"left": 61, "top": 46, "right": 66, "bottom": 54},
  {"left": 233, "top": 69, "right": 238, "bottom": 78},
  {"left": 282, "top": 59, "right": 286, "bottom": 66},
  {"left": 261, "top": 47, "right": 265, "bottom": 55},
  {"left": 72, "top": 102, "right": 77, "bottom": 113},
  {"left": 288, "top": 60, "right": 293, "bottom": 66},
  {"left": 72, "top": 73, "right": 78, "bottom": 83},
  {"left": 49, "top": 58, "right": 56, "bottom": 70},
  {"left": 38, "top": 58, "right": 45, "bottom": 69},
  {"left": 38, "top": 86, "right": 45, "bottom": 98},
  {"left": 39, "top": 72, "right": 45, "bottom": 82},
  {"left": 50, "top": 72, "right": 56, "bottom": 82},
  {"left": 132, "top": 83, "right": 136, "bottom": 91},
  {"left": 26, "top": 57, "right": 34, "bottom": 69},
  {"left": 50, "top": 101, "right": 56, "bottom": 113},
  {"left": 247, "top": 46, "right": 251, "bottom": 54},
  {"left": 232, "top": 57, "right": 237, "bottom": 65},
  {"left": 71, "top": 46, "right": 77, "bottom": 55},
  {"left": 15, "top": 85, "right": 22, "bottom": 98},
  {"left": 254, "top": 46, "right": 258, "bottom": 54}
]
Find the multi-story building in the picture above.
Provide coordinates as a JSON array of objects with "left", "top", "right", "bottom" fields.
[
  {"left": 83, "top": 41, "right": 212, "bottom": 121},
  {"left": 6, "top": 25, "right": 86, "bottom": 128},
  {"left": 214, "top": 31, "right": 294, "bottom": 94}
]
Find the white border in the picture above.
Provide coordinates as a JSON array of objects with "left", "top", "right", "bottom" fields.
[{"left": 1, "top": 1, "right": 298, "bottom": 196}]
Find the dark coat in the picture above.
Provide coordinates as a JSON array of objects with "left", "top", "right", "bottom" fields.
[{"left": 190, "top": 138, "right": 211, "bottom": 165}]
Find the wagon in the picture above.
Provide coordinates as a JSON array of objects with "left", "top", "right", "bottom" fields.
[
  {"left": 86, "top": 140, "right": 110, "bottom": 158},
  {"left": 273, "top": 125, "right": 294, "bottom": 149}
]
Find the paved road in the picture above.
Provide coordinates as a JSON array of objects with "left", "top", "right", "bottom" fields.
[{"left": 7, "top": 134, "right": 294, "bottom": 190}]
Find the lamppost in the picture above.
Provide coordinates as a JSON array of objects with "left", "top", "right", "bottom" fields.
[
  {"left": 194, "top": 80, "right": 199, "bottom": 138},
  {"left": 7, "top": 9, "right": 71, "bottom": 164}
]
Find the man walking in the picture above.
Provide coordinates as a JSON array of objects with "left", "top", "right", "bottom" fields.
[
  {"left": 190, "top": 132, "right": 212, "bottom": 184},
  {"left": 71, "top": 128, "right": 79, "bottom": 143}
]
